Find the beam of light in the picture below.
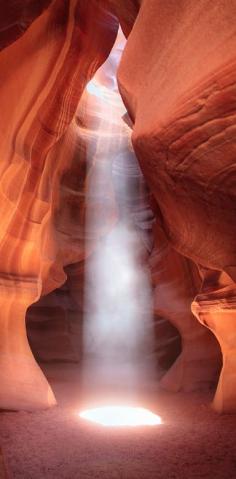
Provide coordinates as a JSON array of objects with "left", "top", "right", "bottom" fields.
[
  {"left": 79, "top": 406, "right": 162, "bottom": 427},
  {"left": 79, "top": 28, "right": 156, "bottom": 403}
]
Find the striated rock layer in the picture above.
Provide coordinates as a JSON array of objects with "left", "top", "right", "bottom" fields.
[
  {"left": 150, "top": 223, "right": 221, "bottom": 393},
  {"left": 118, "top": 0, "right": 236, "bottom": 411},
  {"left": 0, "top": 0, "right": 235, "bottom": 413},
  {"left": 0, "top": 0, "right": 53, "bottom": 51},
  {"left": 0, "top": 0, "right": 118, "bottom": 410},
  {"left": 26, "top": 29, "right": 184, "bottom": 385}
]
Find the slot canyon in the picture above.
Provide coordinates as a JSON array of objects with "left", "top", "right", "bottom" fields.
[{"left": 0, "top": 1, "right": 236, "bottom": 478}]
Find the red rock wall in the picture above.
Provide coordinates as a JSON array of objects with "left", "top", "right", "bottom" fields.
[
  {"left": 0, "top": 0, "right": 118, "bottom": 410},
  {"left": 118, "top": 0, "right": 236, "bottom": 411},
  {"left": 0, "top": 0, "right": 235, "bottom": 413},
  {"left": 0, "top": 0, "right": 53, "bottom": 50},
  {"left": 26, "top": 29, "right": 185, "bottom": 386},
  {"left": 150, "top": 223, "right": 221, "bottom": 392}
]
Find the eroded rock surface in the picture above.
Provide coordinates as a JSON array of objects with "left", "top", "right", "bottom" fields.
[
  {"left": 0, "top": 0, "right": 53, "bottom": 50},
  {"left": 0, "top": 0, "right": 118, "bottom": 410},
  {"left": 0, "top": 0, "right": 235, "bottom": 413},
  {"left": 118, "top": 0, "right": 236, "bottom": 411}
]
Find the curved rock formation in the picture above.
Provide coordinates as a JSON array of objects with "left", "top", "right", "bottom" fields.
[
  {"left": 150, "top": 223, "right": 221, "bottom": 392},
  {"left": 118, "top": 0, "right": 236, "bottom": 411},
  {"left": 0, "top": 0, "right": 118, "bottom": 410},
  {"left": 0, "top": 0, "right": 235, "bottom": 414},
  {"left": 0, "top": 0, "right": 53, "bottom": 51},
  {"left": 102, "top": 0, "right": 140, "bottom": 36},
  {"left": 192, "top": 270, "right": 236, "bottom": 412},
  {"left": 27, "top": 28, "right": 181, "bottom": 390}
]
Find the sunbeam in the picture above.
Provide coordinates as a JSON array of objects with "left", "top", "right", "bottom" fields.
[{"left": 80, "top": 28, "right": 156, "bottom": 409}]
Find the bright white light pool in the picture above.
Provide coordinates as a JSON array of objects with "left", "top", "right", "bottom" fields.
[{"left": 79, "top": 406, "right": 162, "bottom": 427}]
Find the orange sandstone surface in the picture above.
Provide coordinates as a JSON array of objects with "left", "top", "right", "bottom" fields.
[{"left": 0, "top": 0, "right": 235, "bottom": 413}]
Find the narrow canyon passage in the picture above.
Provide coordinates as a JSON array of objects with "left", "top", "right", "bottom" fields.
[
  {"left": 26, "top": 29, "right": 180, "bottom": 406},
  {"left": 0, "top": 1, "right": 236, "bottom": 478},
  {"left": 81, "top": 30, "right": 157, "bottom": 407}
]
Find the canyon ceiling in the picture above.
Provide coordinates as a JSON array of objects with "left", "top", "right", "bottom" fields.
[{"left": 0, "top": 0, "right": 235, "bottom": 413}]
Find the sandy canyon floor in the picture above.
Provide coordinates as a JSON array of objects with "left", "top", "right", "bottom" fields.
[{"left": 0, "top": 364, "right": 236, "bottom": 479}]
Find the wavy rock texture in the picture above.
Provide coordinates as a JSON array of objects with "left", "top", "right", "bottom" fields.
[
  {"left": 0, "top": 0, "right": 235, "bottom": 414},
  {"left": 192, "top": 270, "right": 236, "bottom": 412},
  {"left": 26, "top": 30, "right": 183, "bottom": 392},
  {"left": 150, "top": 223, "right": 221, "bottom": 392},
  {"left": 102, "top": 0, "right": 140, "bottom": 36},
  {"left": 0, "top": 0, "right": 118, "bottom": 410},
  {"left": 26, "top": 30, "right": 161, "bottom": 371},
  {"left": 118, "top": 0, "right": 236, "bottom": 411},
  {"left": 0, "top": 0, "right": 53, "bottom": 51}
]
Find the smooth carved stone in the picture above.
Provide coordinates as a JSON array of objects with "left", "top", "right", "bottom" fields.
[
  {"left": 118, "top": 0, "right": 236, "bottom": 273},
  {"left": 27, "top": 28, "right": 181, "bottom": 380},
  {"left": 118, "top": 0, "right": 236, "bottom": 410},
  {"left": 0, "top": 0, "right": 118, "bottom": 410},
  {"left": 192, "top": 271, "right": 236, "bottom": 412},
  {"left": 27, "top": 29, "right": 124, "bottom": 377},
  {"left": 1, "top": 0, "right": 235, "bottom": 413},
  {"left": 0, "top": 0, "right": 53, "bottom": 51},
  {"left": 102, "top": 0, "right": 140, "bottom": 36},
  {"left": 0, "top": 278, "right": 56, "bottom": 410},
  {"left": 150, "top": 223, "right": 221, "bottom": 392}
]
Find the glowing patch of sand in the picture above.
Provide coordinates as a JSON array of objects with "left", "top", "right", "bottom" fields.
[{"left": 79, "top": 406, "right": 162, "bottom": 427}]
